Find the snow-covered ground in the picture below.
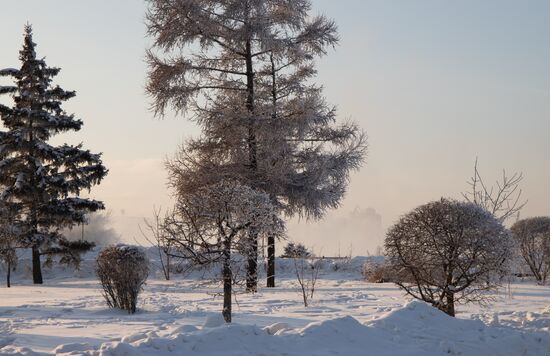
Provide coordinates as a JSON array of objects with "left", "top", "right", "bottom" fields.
[{"left": 0, "top": 253, "right": 549, "bottom": 355}]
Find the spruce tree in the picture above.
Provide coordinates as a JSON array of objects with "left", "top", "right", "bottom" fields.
[{"left": 0, "top": 25, "right": 107, "bottom": 284}]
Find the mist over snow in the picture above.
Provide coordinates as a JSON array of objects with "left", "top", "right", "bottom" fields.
[
  {"left": 288, "top": 207, "right": 385, "bottom": 257},
  {"left": 83, "top": 157, "right": 386, "bottom": 256},
  {"left": 62, "top": 212, "right": 120, "bottom": 246},
  {"left": 108, "top": 206, "right": 387, "bottom": 256}
]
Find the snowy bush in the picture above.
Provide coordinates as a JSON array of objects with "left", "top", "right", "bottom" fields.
[
  {"left": 362, "top": 261, "right": 391, "bottom": 283},
  {"left": 362, "top": 261, "right": 413, "bottom": 283},
  {"left": 511, "top": 217, "right": 550, "bottom": 284},
  {"left": 330, "top": 257, "right": 353, "bottom": 272},
  {"left": 385, "top": 198, "right": 513, "bottom": 317},
  {"left": 96, "top": 245, "right": 149, "bottom": 314}
]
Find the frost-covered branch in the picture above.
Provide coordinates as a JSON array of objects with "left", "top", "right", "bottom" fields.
[{"left": 463, "top": 158, "right": 527, "bottom": 223}]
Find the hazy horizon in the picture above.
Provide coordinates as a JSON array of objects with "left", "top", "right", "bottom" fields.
[{"left": 1, "top": 0, "right": 549, "bottom": 255}]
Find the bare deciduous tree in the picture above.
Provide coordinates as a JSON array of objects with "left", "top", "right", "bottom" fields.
[
  {"left": 0, "top": 204, "right": 20, "bottom": 288},
  {"left": 141, "top": 207, "right": 174, "bottom": 281},
  {"left": 385, "top": 198, "right": 512, "bottom": 317},
  {"left": 463, "top": 158, "right": 527, "bottom": 223},
  {"left": 511, "top": 217, "right": 550, "bottom": 284},
  {"left": 293, "top": 257, "right": 321, "bottom": 307},
  {"left": 160, "top": 180, "right": 284, "bottom": 323}
]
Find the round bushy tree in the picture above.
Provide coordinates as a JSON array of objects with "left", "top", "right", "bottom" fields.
[
  {"left": 385, "top": 198, "right": 512, "bottom": 316},
  {"left": 511, "top": 217, "right": 550, "bottom": 284}
]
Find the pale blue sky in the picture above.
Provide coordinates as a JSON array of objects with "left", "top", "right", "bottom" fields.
[{"left": 1, "top": 1, "right": 549, "bottom": 254}]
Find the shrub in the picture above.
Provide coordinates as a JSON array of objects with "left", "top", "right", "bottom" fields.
[
  {"left": 96, "top": 245, "right": 149, "bottom": 314},
  {"left": 293, "top": 257, "right": 321, "bottom": 307},
  {"left": 362, "top": 261, "right": 391, "bottom": 283},
  {"left": 362, "top": 260, "right": 412, "bottom": 283}
]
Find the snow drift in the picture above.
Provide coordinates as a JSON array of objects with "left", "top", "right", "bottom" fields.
[{"left": 2, "top": 301, "right": 548, "bottom": 356}]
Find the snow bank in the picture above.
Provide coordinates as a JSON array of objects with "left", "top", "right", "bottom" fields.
[
  {"left": 1, "top": 251, "right": 548, "bottom": 356},
  {"left": 4, "top": 301, "right": 546, "bottom": 356},
  {"left": 368, "top": 301, "right": 550, "bottom": 355}
]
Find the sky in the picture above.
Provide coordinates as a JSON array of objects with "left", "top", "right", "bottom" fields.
[{"left": 0, "top": 0, "right": 549, "bottom": 256}]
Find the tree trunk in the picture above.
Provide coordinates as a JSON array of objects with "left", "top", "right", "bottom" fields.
[
  {"left": 32, "top": 246, "right": 43, "bottom": 284},
  {"left": 222, "top": 236, "right": 232, "bottom": 323},
  {"left": 29, "top": 118, "right": 43, "bottom": 285},
  {"left": 246, "top": 230, "right": 258, "bottom": 292},
  {"left": 526, "top": 258, "right": 542, "bottom": 283},
  {"left": 244, "top": 34, "right": 259, "bottom": 293},
  {"left": 266, "top": 54, "right": 277, "bottom": 289},
  {"left": 166, "top": 253, "right": 170, "bottom": 281},
  {"left": 6, "top": 259, "right": 11, "bottom": 288},
  {"left": 446, "top": 292, "right": 455, "bottom": 317},
  {"left": 267, "top": 234, "right": 275, "bottom": 288}
]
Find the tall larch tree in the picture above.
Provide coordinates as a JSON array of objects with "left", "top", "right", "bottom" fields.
[
  {"left": 254, "top": 25, "right": 366, "bottom": 287},
  {"left": 147, "top": 0, "right": 366, "bottom": 291},
  {"left": 0, "top": 25, "right": 108, "bottom": 284}
]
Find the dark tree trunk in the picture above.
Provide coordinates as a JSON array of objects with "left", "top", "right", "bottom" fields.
[
  {"left": 266, "top": 54, "right": 277, "bottom": 289},
  {"left": 29, "top": 120, "right": 43, "bottom": 285},
  {"left": 246, "top": 231, "right": 258, "bottom": 292},
  {"left": 166, "top": 253, "right": 171, "bottom": 281},
  {"left": 528, "top": 261, "right": 543, "bottom": 284},
  {"left": 445, "top": 292, "right": 455, "bottom": 317},
  {"left": 6, "top": 260, "right": 11, "bottom": 288},
  {"left": 244, "top": 34, "right": 259, "bottom": 293},
  {"left": 32, "top": 246, "right": 43, "bottom": 284},
  {"left": 222, "top": 236, "right": 232, "bottom": 323},
  {"left": 267, "top": 234, "right": 275, "bottom": 288}
]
